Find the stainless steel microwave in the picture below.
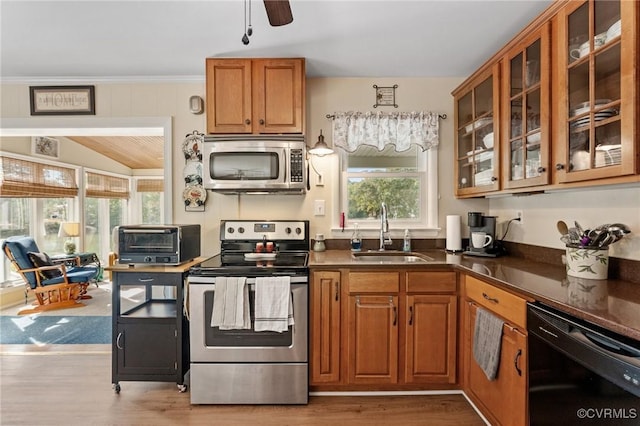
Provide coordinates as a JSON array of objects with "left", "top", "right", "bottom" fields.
[
  {"left": 117, "top": 225, "right": 201, "bottom": 265},
  {"left": 202, "top": 135, "right": 306, "bottom": 194}
]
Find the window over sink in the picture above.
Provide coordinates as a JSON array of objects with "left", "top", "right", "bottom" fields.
[{"left": 338, "top": 143, "right": 438, "bottom": 232}]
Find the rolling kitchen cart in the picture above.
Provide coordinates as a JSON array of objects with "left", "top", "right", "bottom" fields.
[{"left": 107, "top": 258, "right": 204, "bottom": 394}]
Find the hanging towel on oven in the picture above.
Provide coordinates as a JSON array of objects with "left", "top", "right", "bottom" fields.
[
  {"left": 254, "top": 276, "right": 293, "bottom": 333},
  {"left": 473, "top": 306, "right": 504, "bottom": 381},
  {"left": 210, "top": 277, "right": 250, "bottom": 330}
]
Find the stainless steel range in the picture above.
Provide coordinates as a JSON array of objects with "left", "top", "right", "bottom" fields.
[{"left": 188, "top": 220, "right": 309, "bottom": 404}]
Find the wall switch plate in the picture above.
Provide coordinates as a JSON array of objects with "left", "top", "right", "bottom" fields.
[
  {"left": 314, "top": 200, "right": 326, "bottom": 216},
  {"left": 316, "top": 173, "right": 324, "bottom": 186}
]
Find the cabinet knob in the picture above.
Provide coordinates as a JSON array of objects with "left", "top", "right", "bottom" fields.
[
  {"left": 491, "top": 176, "right": 498, "bottom": 182},
  {"left": 259, "top": 119, "right": 265, "bottom": 125},
  {"left": 537, "top": 167, "right": 546, "bottom": 173},
  {"left": 245, "top": 119, "right": 251, "bottom": 125},
  {"left": 555, "top": 163, "right": 565, "bottom": 170}
]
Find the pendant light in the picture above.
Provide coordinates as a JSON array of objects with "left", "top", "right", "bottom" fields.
[{"left": 308, "top": 130, "right": 334, "bottom": 156}]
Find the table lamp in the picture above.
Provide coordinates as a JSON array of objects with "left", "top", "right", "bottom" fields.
[{"left": 58, "top": 222, "right": 80, "bottom": 254}]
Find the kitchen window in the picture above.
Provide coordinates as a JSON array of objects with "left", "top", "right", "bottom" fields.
[
  {"left": 134, "top": 177, "right": 164, "bottom": 224},
  {"left": 339, "top": 144, "right": 438, "bottom": 231},
  {"left": 84, "top": 170, "right": 130, "bottom": 259}
]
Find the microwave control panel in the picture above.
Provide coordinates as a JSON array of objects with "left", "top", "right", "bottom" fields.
[{"left": 290, "top": 149, "right": 304, "bottom": 182}]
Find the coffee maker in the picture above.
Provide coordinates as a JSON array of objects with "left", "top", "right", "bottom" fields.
[{"left": 463, "top": 212, "right": 502, "bottom": 257}]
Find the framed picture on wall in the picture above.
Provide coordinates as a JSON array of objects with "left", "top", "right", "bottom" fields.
[
  {"left": 31, "top": 136, "right": 60, "bottom": 159},
  {"left": 29, "top": 85, "right": 95, "bottom": 115}
]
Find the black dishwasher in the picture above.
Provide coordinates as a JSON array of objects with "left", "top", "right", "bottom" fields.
[{"left": 528, "top": 302, "right": 640, "bottom": 425}]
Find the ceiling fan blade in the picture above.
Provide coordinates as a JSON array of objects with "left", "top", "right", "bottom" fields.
[{"left": 263, "top": 0, "right": 293, "bottom": 26}]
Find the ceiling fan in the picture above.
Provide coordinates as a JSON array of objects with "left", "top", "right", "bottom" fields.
[{"left": 263, "top": 0, "right": 293, "bottom": 26}]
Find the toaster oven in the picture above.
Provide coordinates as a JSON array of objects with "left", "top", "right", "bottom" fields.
[{"left": 117, "top": 225, "right": 201, "bottom": 265}]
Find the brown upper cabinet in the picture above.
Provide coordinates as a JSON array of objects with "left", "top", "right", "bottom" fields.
[
  {"left": 453, "top": 63, "right": 501, "bottom": 197},
  {"left": 553, "top": 0, "right": 637, "bottom": 183},
  {"left": 453, "top": 0, "right": 638, "bottom": 198},
  {"left": 501, "top": 22, "right": 551, "bottom": 189},
  {"left": 205, "top": 58, "right": 305, "bottom": 134}
]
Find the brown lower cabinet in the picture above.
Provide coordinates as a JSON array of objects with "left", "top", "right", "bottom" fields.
[
  {"left": 310, "top": 269, "right": 457, "bottom": 389},
  {"left": 463, "top": 275, "right": 529, "bottom": 426},
  {"left": 310, "top": 269, "right": 533, "bottom": 422}
]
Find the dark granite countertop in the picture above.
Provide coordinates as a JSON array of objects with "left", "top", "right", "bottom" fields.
[{"left": 309, "top": 249, "right": 640, "bottom": 341}]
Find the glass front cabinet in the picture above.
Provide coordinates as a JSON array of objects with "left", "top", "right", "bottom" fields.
[
  {"left": 501, "top": 22, "right": 551, "bottom": 189},
  {"left": 454, "top": 63, "right": 501, "bottom": 197},
  {"left": 554, "top": 0, "right": 637, "bottom": 183},
  {"left": 454, "top": 0, "right": 637, "bottom": 198}
]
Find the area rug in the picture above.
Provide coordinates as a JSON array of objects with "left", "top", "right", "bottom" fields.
[{"left": 0, "top": 315, "right": 110, "bottom": 345}]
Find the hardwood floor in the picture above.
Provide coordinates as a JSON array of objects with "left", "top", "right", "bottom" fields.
[{"left": 0, "top": 347, "right": 484, "bottom": 426}]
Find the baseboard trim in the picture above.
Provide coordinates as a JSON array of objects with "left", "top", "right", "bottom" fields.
[
  {"left": 0, "top": 286, "right": 31, "bottom": 309},
  {"left": 310, "top": 390, "right": 463, "bottom": 397}
]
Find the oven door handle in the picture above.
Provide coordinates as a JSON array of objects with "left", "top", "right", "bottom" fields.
[{"left": 189, "top": 276, "right": 308, "bottom": 285}]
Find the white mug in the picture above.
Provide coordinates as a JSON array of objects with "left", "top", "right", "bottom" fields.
[
  {"left": 471, "top": 232, "right": 493, "bottom": 249},
  {"left": 570, "top": 41, "right": 590, "bottom": 60}
]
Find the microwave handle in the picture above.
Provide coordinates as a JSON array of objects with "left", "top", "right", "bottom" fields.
[{"left": 283, "top": 148, "right": 287, "bottom": 182}]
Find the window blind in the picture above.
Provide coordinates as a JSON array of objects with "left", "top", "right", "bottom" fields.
[
  {"left": 136, "top": 178, "right": 164, "bottom": 192},
  {"left": 85, "top": 171, "right": 130, "bottom": 199},
  {"left": 0, "top": 156, "right": 79, "bottom": 198}
]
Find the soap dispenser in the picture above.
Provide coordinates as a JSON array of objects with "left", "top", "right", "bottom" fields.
[
  {"left": 403, "top": 229, "right": 411, "bottom": 252},
  {"left": 351, "top": 223, "right": 362, "bottom": 252}
]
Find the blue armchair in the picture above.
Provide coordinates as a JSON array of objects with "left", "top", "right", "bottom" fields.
[{"left": 2, "top": 236, "right": 99, "bottom": 315}]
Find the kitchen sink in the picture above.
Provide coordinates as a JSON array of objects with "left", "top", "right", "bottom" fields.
[{"left": 351, "top": 251, "right": 434, "bottom": 263}]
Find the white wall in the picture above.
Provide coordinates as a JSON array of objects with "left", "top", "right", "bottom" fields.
[
  {"left": 490, "top": 187, "right": 639, "bottom": 260},
  {"left": 1, "top": 79, "right": 637, "bottom": 260}
]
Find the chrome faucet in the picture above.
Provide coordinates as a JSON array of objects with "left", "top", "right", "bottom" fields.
[{"left": 379, "top": 202, "right": 392, "bottom": 251}]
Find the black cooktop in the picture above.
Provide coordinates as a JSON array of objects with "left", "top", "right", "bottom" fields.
[{"left": 190, "top": 251, "right": 309, "bottom": 276}]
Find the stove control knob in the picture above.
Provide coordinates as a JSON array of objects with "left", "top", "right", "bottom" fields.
[
  {"left": 295, "top": 227, "right": 302, "bottom": 235},
  {"left": 227, "top": 227, "right": 234, "bottom": 234},
  {"left": 285, "top": 227, "right": 292, "bottom": 234},
  {"left": 238, "top": 227, "right": 245, "bottom": 234}
]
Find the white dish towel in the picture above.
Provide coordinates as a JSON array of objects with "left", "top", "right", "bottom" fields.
[
  {"left": 254, "top": 276, "right": 293, "bottom": 333},
  {"left": 210, "top": 277, "right": 250, "bottom": 330}
]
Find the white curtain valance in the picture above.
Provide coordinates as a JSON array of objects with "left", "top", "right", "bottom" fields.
[{"left": 331, "top": 111, "right": 440, "bottom": 153}]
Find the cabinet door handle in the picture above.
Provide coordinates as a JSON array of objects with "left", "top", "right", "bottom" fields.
[
  {"left": 537, "top": 166, "right": 546, "bottom": 173},
  {"left": 116, "top": 332, "right": 123, "bottom": 349},
  {"left": 245, "top": 119, "right": 251, "bottom": 125},
  {"left": 138, "top": 277, "right": 155, "bottom": 282},
  {"left": 334, "top": 281, "right": 339, "bottom": 301},
  {"left": 409, "top": 305, "right": 413, "bottom": 326},
  {"left": 482, "top": 292, "right": 499, "bottom": 304},
  {"left": 491, "top": 176, "right": 498, "bottom": 182},
  {"left": 259, "top": 119, "right": 265, "bottom": 125},
  {"left": 555, "top": 163, "right": 565, "bottom": 170},
  {"left": 514, "top": 348, "right": 522, "bottom": 376}
]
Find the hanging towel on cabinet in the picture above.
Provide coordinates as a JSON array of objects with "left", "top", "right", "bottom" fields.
[{"left": 473, "top": 306, "right": 504, "bottom": 381}]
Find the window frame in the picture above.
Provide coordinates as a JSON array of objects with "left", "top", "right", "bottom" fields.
[{"left": 334, "top": 145, "right": 439, "bottom": 235}]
